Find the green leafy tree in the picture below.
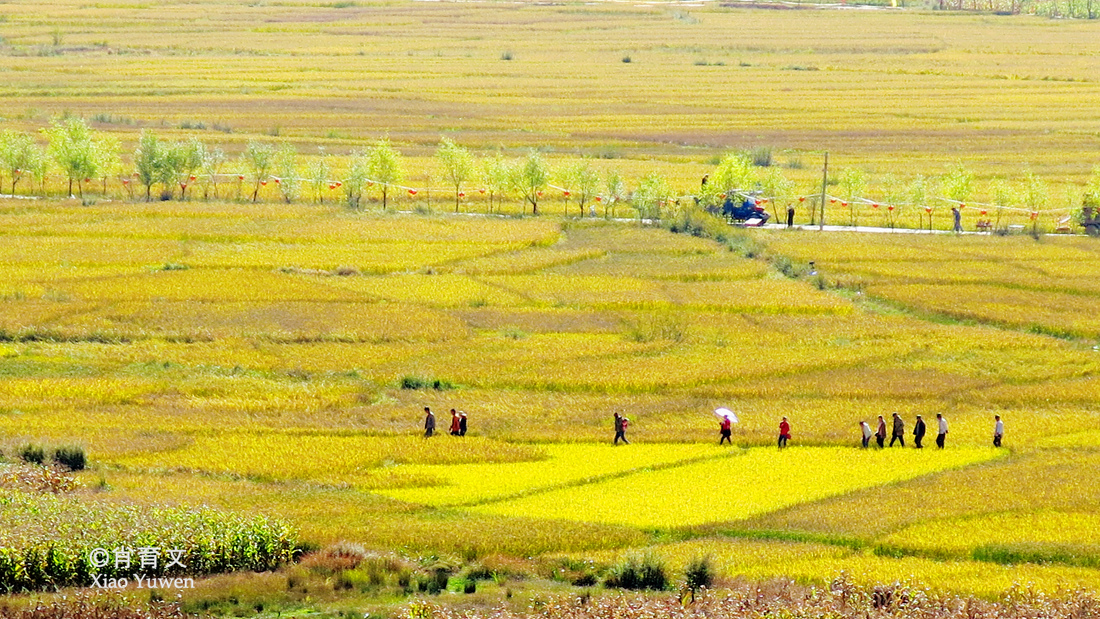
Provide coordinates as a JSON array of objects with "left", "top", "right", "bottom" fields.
[
  {"left": 274, "top": 142, "right": 301, "bottom": 204},
  {"left": 46, "top": 117, "right": 100, "bottom": 198},
  {"left": 133, "top": 130, "right": 163, "bottom": 201},
  {"left": 436, "top": 137, "right": 473, "bottom": 212},
  {"left": 175, "top": 138, "right": 204, "bottom": 200},
  {"left": 838, "top": 168, "right": 867, "bottom": 227},
  {"left": 881, "top": 174, "right": 906, "bottom": 229},
  {"left": 482, "top": 153, "right": 511, "bottom": 214},
  {"left": 761, "top": 167, "right": 794, "bottom": 224},
  {"left": 201, "top": 146, "right": 227, "bottom": 200},
  {"left": 0, "top": 130, "right": 44, "bottom": 196},
  {"left": 93, "top": 134, "right": 121, "bottom": 197},
  {"left": 941, "top": 162, "right": 974, "bottom": 205},
  {"left": 710, "top": 151, "right": 756, "bottom": 205},
  {"left": 241, "top": 140, "right": 275, "bottom": 202},
  {"left": 511, "top": 150, "right": 548, "bottom": 215},
  {"left": 560, "top": 160, "right": 600, "bottom": 217},
  {"left": 988, "top": 178, "right": 1015, "bottom": 230},
  {"left": 631, "top": 172, "right": 672, "bottom": 220},
  {"left": 1082, "top": 165, "right": 1100, "bottom": 209},
  {"left": 604, "top": 169, "right": 627, "bottom": 218},
  {"left": 907, "top": 175, "right": 936, "bottom": 229},
  {"left": 367, "top": 138, "right": 404, "bottom": 210},
  {"left": 306, "top": 149, "right": 332, "bottom": 204},
  {"left": 344, "top": 150, "right": 369, "bottom": 209},
  {"left": 1024, "top": 171, "right": 1048, "bottom": 233}
]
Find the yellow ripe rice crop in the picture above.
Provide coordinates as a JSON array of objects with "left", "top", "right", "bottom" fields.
[
  {"left": 743, "top": 451, "right": 1100, "bottom": 540},
  {"left": 883, "top": 511, "right": 1100, "bottom": 555},
  {"left": 869, "top": 283, "right": 1100, "bottom": 338},
  {"left": 576, "top": 536, "right": 1100, "bottom": 596},
  {"left": 447, "top": 247, "right": 607, "bottom": 276},
  {"left": 111, "top": 432, "right": 547, "bottom": 487},
  {"left": 547, "top": 252, "right": 770, "bottom": 281},
  {"left": 379, "top": 443, "right": 723, "bottom": 507},
  {"left": 484, "top": 275, "right": 849, "bottom": 313},
  {"left": 470, "top": 446, "right": 1003, "bottom": 528},
  {"left": 323, "top": 274, "right": 527, "bottom": 308}
]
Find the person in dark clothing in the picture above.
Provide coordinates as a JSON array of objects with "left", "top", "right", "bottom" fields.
[
  {"left": 993, "top": 415, "right": 1003, "bottom": 447},
  {"left": 449, "top": 409, "right": 461, "bottom": 436},
  {"left": 875, "top": 415, "right": 887, "bottom": 448},
  {"left": 613, "top": 412, "right": 629, "bottom": 445},
  {"left": 787, "top": 205, "right": 795, "bottom": 228},
  {"left": 778, "top": 417, "right": 791, "bottom": 449},
  {"left": 424, "top": 407, "right": 435, "bottom": 438},
  {"left": 913, "top": 415, "right": 927, "bottom": 449},
  {"left": 890, "top": 413, "right": 905, "bottom": 447},
  {"left": 459, "top": 412, "right": 468, "bottom": 436},
  {"left": 952, "top": 206, "right": 962, "bottom": 233},
  {"left": 719, "top": 416, "right": 732, "bottom": 445}
]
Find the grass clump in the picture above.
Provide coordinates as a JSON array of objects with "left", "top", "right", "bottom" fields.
[
  {"left": 52, "top": 445, "right": 86, "bottom": 471},
  {"left": 17, "top": 444, "right": 46, "bottom": 466},
  {"left": 400, "top": 376, "right": 456, "bottom": 391},
  {"left": 603, "top": 552, "right": 668, "bottom": 591}
]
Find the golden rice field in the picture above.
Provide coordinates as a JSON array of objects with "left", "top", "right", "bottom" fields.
[
  {"left": 2, "top": 0, "right": 1100, "bottom": 611},
  {"left": 0, "top": 196, "right": 1098, "bottom": 604}
]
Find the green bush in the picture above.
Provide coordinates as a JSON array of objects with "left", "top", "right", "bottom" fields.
[
  {"left": 400, "top": 376, "right": 455, "bottom": 391},
  {"left": 603, "top": 552, "right": 668, "bottom": 591},
  {"left": 17, "top": 445, "right": 46, "bottom": 466},
  {"left": 683, "top": 555, "right": 715, "bottom": 596},
  {"left": 52, "top": 445, "right": 86, "bottom": 471}
]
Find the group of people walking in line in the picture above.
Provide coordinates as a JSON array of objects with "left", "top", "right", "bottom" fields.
[
  {"left": 859, "top": 413, "right": 955, "bottom": 449},
  {"left": 615, "top": 412, "right": 1006, "bottom": 449},
  {"left": 423, "top": 407, "right": 467, "bottom": 437},
  {"left": 422, "top": 406, "right": 1007, "bottom": 450}
]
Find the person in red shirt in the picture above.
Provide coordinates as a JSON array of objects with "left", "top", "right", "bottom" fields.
[
  {"left": 719, "top": 416, "right": 732, "bottom": 445},
  {"left": 449, "top": 409, "right": 461, "bottom": 436},
  {"left": 778, "top": 417, "right": 791, "bottom": 449}
]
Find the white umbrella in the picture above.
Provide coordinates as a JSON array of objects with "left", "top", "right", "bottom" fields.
[{"left": 714, "top": 407, "right": 739, "bottom": 423}]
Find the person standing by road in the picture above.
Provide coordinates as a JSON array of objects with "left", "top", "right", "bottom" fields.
[
  {"left": 952, "top": 206, "right": 963, "bottom": 233},
  {"left": 778, "top": 417, "right": 791, "bottom": 449},
  {"left": 993, "top": 415, "right": 1004, "bottom": 447},
  {"left": 876, "top": 415, "right": 887, "bottom": 448},
  {"left": 860, "top": 421, "right": 872, "bottom": 449},
  {"left": 890, "top": 413, "right": 905, "bottom": 447},
  {"left": 424, "top": 407, "right": 436, "bottom": 438},
  {"left": 614, "top": 412, "right": 630, "bottom": 445},
  {"left": 913, "top": 415, "right": 927, "bottom": 449},
  {"left": 936, "top": 413, "right": 949, "bottom": 449},
  {"left": 719, "top": 415, "right": 732, "bottom": 445}
]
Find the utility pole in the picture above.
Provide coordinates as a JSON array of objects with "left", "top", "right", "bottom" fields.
[{"left": 819, "top": 152, "right": 829, "bottom": 231}]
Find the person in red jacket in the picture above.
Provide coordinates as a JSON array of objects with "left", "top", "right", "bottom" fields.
[
  {"left": 449, "top": 409, "right": 461, "bottom": 436},
  {"left": 778, "top": 417, "right": 791, "bottom": 449},
  {"left": 719, "top": 416, "right": 732, "bottom": 445}
]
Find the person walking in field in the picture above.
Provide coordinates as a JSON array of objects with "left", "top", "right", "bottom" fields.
[
  {"left": 890, "top": 413, "right": 905, "bottom": 447},
  {"left": 860, "top": 421, "right": 872, "bottom": 448},
  {"left": 993, "top": 414, "right": 1003, "bottom": 447},
  {"left": 424, "top": 407, "right": 435, "bottom": 438},
  {"left": 913, "top": 414, "right": 927, "bottom": 449},
  {"left": 876, "top": 415, "right": 887, "bottom": 448},
  {"left": 778, "top": 417, "right": 791, "bottom": 449},
  {"left": 613, "top": 412, "right": 630, "bottom": 445},
  {"left": 936, "top": 413, "right": 949, "bottom": 449},
  {"left": 719, "top": 415, "right": 732, "bottom": 445},
  {"left": 459, "top": 412, "right": 468, "bottom": 437},
  {"left": 449, "top": 409, "right": 461, "bottom": 436}
]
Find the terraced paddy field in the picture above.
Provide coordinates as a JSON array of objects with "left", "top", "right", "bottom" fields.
[{"left": 0, "top": 198, "right": 1099, "bottom": 616}]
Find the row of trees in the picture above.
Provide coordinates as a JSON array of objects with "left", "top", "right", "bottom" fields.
[{"left": 3, "top": 118, "right": 1100, "bottom": 226}]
